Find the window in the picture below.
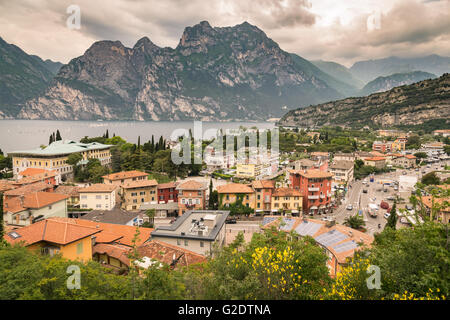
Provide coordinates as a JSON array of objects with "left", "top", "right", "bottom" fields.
[
  {"left": 105, "top": 195, "right": 109, "bottom": 200},
  {"left": 96, "top": 195, "right": 102, "bottom": 200},
  {"left": 140, "top": 191, "right": 145, "bottom": 195},
  {"left": 81, "top": 195, "right": 87, "bottom": 199},
  {"left": 96, "top": 204, "right": 101, "bottom": 208},
  {"left": 177, "top": 239, "right": 181, "bottom": 245},
  {"left": 184, "top": 240, "right": 188, "bottom": 246},
  {"left": 196, "top": 199, "right": 200, "bottom": 204},
  {"left": 81, "top": 204, "right": 88, "bottom": 208},
  {"left": 200, "top": 241, "right": 204, "bottom": 248},
  {"left": 77, "top": 242, "right": 83, "bottom": 254}
]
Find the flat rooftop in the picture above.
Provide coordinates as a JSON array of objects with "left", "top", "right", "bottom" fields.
[{"left": 151, "top": 210, "right": 230, "bottom": 241}]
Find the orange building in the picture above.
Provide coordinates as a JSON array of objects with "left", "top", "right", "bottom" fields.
[{"left": 176, "top": 180, "right": 207, "bottom": 215}]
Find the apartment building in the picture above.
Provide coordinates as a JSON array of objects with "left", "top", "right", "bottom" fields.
[
  {"left": 252, "top": 180, "right": 275, "bottom": 213},
  {"left": 79, "top": 184, "right": 117, "bottom": 210},
  {"left": 329, "top": 160, "right": 354, "bottom": 184},
  {"left": 217, "top": 183, "right": 255, "bottom": 209},
  {"left": 393, "top": 154, "right": 416, "bottom": 168},
  {"left": 177, "top": 180, "right": 207, "bottom": 215},
  {"left": 157, "top": 182, "right": 179, "bottom": 204},
  {"left": 150, "top": 210, "right": 230, "bottom": 256},
  {"left": 102, "top": 170, "right": 148, "bottom": 189},
  {"left": 271, "top": 188, "right": 302, "bottom": 215},
  {"left": 121, "top": 179, "right": 158, "bottom": 210},
  {"left": 363, "top": 157, "right": 387, "bottom": 169},
  {"left": 289, "top": 169, "right": 333, "bottom": 215}
]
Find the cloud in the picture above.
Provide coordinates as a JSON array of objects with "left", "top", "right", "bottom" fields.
[{"left": 0, "top": 0, "right": 448, "bottom": 67}]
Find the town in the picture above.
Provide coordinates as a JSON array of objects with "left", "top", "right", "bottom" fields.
[{"left": 0, "top": 125, "right": 448, "bottom": 300}]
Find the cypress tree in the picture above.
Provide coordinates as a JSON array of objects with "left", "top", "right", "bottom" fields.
[
  {"left": 386, "top": 201, "right": 398, "bottom": 230},
  {"left": 49, "top": 134, "right": 53, "bottom": 145},
  {"left": 137, "top": 136, "right": 141, "bottom": 150},
  {"left": 56, "top": 130, "right": 62, "bottom": 141},
  {"left": 0, "top": 192, "right": 4, "bottom": 240},
  {"left": 105, "top": 130, "right": 109, "bottom": 139}
]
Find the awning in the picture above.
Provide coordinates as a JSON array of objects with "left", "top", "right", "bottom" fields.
[
  {"left": 255, "top": 210, "right": 263, "bottom": 212},
  {"left": 310, "top": 206, "right": 318, "bottom": 210},
  {"left": 291, "top": 210, "right": 299, "bottom": 213},
  {"left": 271, "top": 209, "right": 278, "bottom": 212}
]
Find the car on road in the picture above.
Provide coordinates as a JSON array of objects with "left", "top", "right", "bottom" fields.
[
  {"left": 384, "top": 212, "right": 391, "bottom": 219},
  {"left": 406, "top": 204, "right": 413, "bottom": 211},
  {"left": 225, "top": 218, "right": 237, "bottom": 224},
  {"left": 386, "top": 196, "right": 396, "bottom": 201},
  {"left": 362, "top": 189, "right": 368, "bottom": 193},
  {"left": 321, "top": 217, "right": 335, "bottom": 222},
  {"left": 346, "top": 204, "right": 353, "bottom": 210}
]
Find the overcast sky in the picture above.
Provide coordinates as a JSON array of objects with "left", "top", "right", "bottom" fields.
[{"left": 1, "top": 0, "right": 449, "bottom": 67}]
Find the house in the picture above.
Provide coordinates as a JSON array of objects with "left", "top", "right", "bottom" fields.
[
  {"left": 0, "top": 180, "right": 16, "bottom": 193},
  {"left": 9, "top": 140, "right": 112, "bottom": 180},
  {"left": 121, "top": 179, "right": 158, "bottom": 211},
  {"left": 102, "top": 170, "right": 149, "bottom": 189},
  {"left": 372, "top": 141, "right": 389, "bottom": 153},
  {"left": 236, "top": 163, "right": 262, "bottom": 179},
  {"left": 150, "top": 210, "right": 230, "bottom": 256},
  {"left": 54, "top": 185, "right": 80, "bottom": 207},
  {"left": 79, "top": 184, "right": 117, "bottom": 211},
  {"left": 4, "top": 218, "right": 100, "bottom": 261},
  {"left": 363, "top": 157, "right": 386, "bottom": 169},
  {"left": 271, "top": 188, "right": 302, "bottom": 215},
  {"left": 329, "top": 160, "right": 354, "bottom": 184},
  {"left": 252, "top": 180, "right": 275, "bottom": 213},
  {"left": 177, "top": 180, "right": 207, "bottom": 216},
  {"left": 16, "top": 168, "right": 59, "bottom": 186},
  {"left": 262, "top": 217, "right": 374, "bottom": 277},
  {"left": 333, "top": 153, "right": 356, "bottom": 162},
  {"left": 432, "top": 129, "right": 450, "bottom": 137},
  {"left": 310, "top": 152, "right": 329, "bottom": 162},
  {"left": 391, "top": 137, "right": 407, "bottom": 152},
  {"left": 80, "top": 207, "right": 145, "bottom": 226},
  {"left": 393, "top": 154, "right": 416, "bottom": 168},
  {"left": 289, "top": 169, "right": 333, "bottom": 215},
  {"left": 157, "top": 181, "right": 179, "bottom": 204},
  {"left": 140, "top": 202, "right": 180, "bottom": 218},
  {"left": 217, "top": 183, "right": 255, "bottom": 209},
  {"left": 422, "top": 142, "right": 445, "bottom": 151},
  {"left": 3, "top": 192, "right": 69, "bottom": 227},
  {"left": 421, "top": 193, "right": 450, "bottom": 224},
  {"left": 3, "top": 181, "right": 54, "bottom": 199}
]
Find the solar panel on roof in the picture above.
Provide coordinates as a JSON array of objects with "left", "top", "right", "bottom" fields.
[
  {"left": 294, "top": 221, "right": 322, "bottom": 236},
  {"left": 315, "top": 230, "right": 348, "bottom": 247},
  {"left": 333, "top": 240, "right": 358, "bottom": 253},
  {"left": 280, "top": 218, "right": 295, "bottom": 231},
  {"left": 262, "top": 217, "right": 277, "bottom": 226},
  {"left": 8, "top": 232, "right": 21, "bottom": 239}
]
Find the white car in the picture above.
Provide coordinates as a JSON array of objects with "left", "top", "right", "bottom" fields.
[
  {"left": 384, "top": 212, "right": 391, "bottom": 219},
  {"left": 346, "top": 204, "right": 353, "bottom": 210}
]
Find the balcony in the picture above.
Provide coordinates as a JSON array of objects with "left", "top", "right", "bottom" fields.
[
  {"left": 308, "top": 195, "right": 319, "bottom": 200},
  {"left": 320, "top": 194, "right": 326, "bottom": 199},
  {"left": 308, "top": 187, "right": 319, "bottom": 192}
]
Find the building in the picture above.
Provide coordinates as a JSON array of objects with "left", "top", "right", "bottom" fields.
[
  {"left": 329, "top": 160, "right": 354, "bottom": 184},
  {"left": 262, "top": 217, "right": 373, "bottom": 276},
  {"left": 236, "top": 163, "right": 262, "bottom": 179},
  {"left": 140, "top": 202, "right": 180, "bottom": 218},
  {"left": 433, "top": 129, "right": 450, "bottom": 137},
  {"left": 372, "top": 141, "right": 389, "bottom": 153},
  {"left": 393, "top": 154, "right": 416, "bottom": 168},
  {"left": 0, "top": 180, "right": 15, "bottom": 193},
  {"left": 377, "top": 129, "right": 405, "bottom": 138},
  {"left": 3, "top": 192, "right": 69, "bottom": 227},
  {"left": 421, "top": 195, "right": 450, "bottom": 224},
  {"left": 252, "top": 180, "right": 275, "bottom": 213},
  {"left": 157, "top": 181, "right": 179, "bottom": 204},
  {"left": 310, "top": 152, "right": 330, "bottom": 162},
  {"left": 79, "top": 184, "right": 117, "bottom": 211},
  {"left": 4, "top": 218, "right": 100, "bottom": 261},
  {"left": 333, "top": 153, "right": 356, "bottom": 162},
  {"left": 289, "top": 169, "right": 333, "bottom": 215},
  {"left": 150, "top": 210, "right": 230, "bottom": 256},
  {"left": 54, "top": 185, "right": 80, "bottom": 207},
  {"left": 422, "top": 142, "right": 445, "bottom": 151},
  {"left": 217, "top": 183, "right": 255, "bottom": 209},
  {"left": 121, "top": 179, "right": 158, "bottom": 211},
  {"left": 271, "top": 188, "right": 302, "bottom": 215},
  {"left": 177, "top": 180, "right": 207, "bottom": 215},
  {"left": 391, "top": 137, "right": 407, "bottom": 152},
  {"left": 16, "top": 168, "right": 60, "bottom": 186},
  {"left": 102, "top": 170, "right": 149, "bottom": 188},
  {"left": 80, "top": 207, "right": 145, "bottom": 226},
  {"left": 9, "top": 140, "right": 112, "bottom": 179},
  {"left": 363, "top": 157, "right": 386, "bottom": 169}
]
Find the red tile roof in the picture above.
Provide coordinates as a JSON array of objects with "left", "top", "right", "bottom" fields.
[
  {"left": 79, "top": 183, "right": 117, "bottom": 193},
  {"left": 217, "top": 183, "right": 254, "bottom": 194},
  {"left": 176, "top": 180, "right": 207, "bottom": 190},
  {"left": 93, "top": 243, "right": 131, "bottom": 265},
  {"left": 272, "top": 188, "right": 302, "bottom": 197},
  {"left": 251, "top": 180, "right": 276, "bottom": 189},
  {"left": 289, "top": 169, "right": 333, "bottom": 179},
  {"left": 4, "top": 219, "right": 100, "bottom": 246},
  {"left": 102, "top": 170, "right": 148, "bottom": 181},
  {"left": 157, "top": 181, "right": 178, "bottom": 189},
  {"left": 19, "top": 168, "right": 57, "bottom": 177},
  {"left": 364, "top": 157, "right": 386, "bottom": 161},
  {"left": 4, "top": 192, "right": 69, "bottom": 213},
  {"left": 4, "top": 181, "right": 53, "bottom": 196},
  {"left": 122, "top": 179, "right": 158, "bottom": 189},
  {"left": 0, "top": 180, "right": 15, "bottom": 193}
]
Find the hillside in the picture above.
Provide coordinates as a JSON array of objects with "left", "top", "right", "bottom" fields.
[
  {"left": 0, "top": 37, "right": 61, "bottom": 117},
  {"left": 278, "top": 73, "right": 450, "bottom": 129},
  {"left": 360, "top": 71, "right": 437, "bottom": 96},
  {"left": 17, "top": 21, "right": 343, "bottom": 121},
  {"left": 312, "top": 60, "right": 364, "bottom": 89}
]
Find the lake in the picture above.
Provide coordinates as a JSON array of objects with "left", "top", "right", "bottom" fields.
[{"left": 0, "top": 120, "right": 276, "bottom": 154}]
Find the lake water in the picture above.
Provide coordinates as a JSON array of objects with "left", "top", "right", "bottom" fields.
[{"left": 0, "top": 120, "right": 275, "bottom": 154}]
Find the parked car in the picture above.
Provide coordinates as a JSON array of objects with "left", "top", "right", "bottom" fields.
[
  {"left": 226, "top": 218, "right": 237, "bottom": 224},
  {"left": 384, "top": 212, "right": 391, "bottom": 219},
  {"left": 363, "top": 189, "right": 368, "bottom": 193},
  {"left": 406, "top": 204, "right": 413, "bottom": 211},
  {"left": 380, "top": 201, "right": 389, "bottom": 210},
  {"left": 346, "top": 204, "right": 353, "bottom": 210}
]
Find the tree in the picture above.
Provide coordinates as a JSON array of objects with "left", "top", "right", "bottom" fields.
[
  {"left": 0, "top": 192, "right": 4, "bottom": 242},
  {"left": 344, "top": 215, "right": 365, "bottom": 230},
  {"left": 385, "top": 201, "right": 397, "bottom": 229},
  {"left": 67, "top": 153, "right": 82, "bottom": 166},
  {"left": 421, "top": 172, "right": 440, "bottom": 185},
  {"left": 55, "top": 130, "right": 62, "bottom": 141}
]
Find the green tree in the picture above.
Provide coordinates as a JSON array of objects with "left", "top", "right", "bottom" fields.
[
  {"left": 55, "top": 130, "right": 62, "bottom": 141},
  {"left": 344, "top": 215, "right": 365, "bottom": 230},
  {"left": 421, "top": 172, "right": 440, "bottom": 185},
  {"left": 385, "top": 201, "right": 397, "bottom": 230}
]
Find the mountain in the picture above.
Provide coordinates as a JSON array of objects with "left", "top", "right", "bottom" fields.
[
  {"left": 278, "top": 73, "right": 450, "bottom": 129},
  {"left": 290, "top": 55, "right": 360, "bottom": 97},
  {"left": 312, "top": 60, "right": 364, "bottom": 89},
  {"left": 18, "top": 21, "right": 343, "bottom": 121},
  {"left": 360, "top": 71, "right": 437, "bottom": 96},
  {"left": 0, "top": 37, "right": 61, "bottom": 117},
  {"left": 349, "top": 55, "right": 450, "bottom": 83}
]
